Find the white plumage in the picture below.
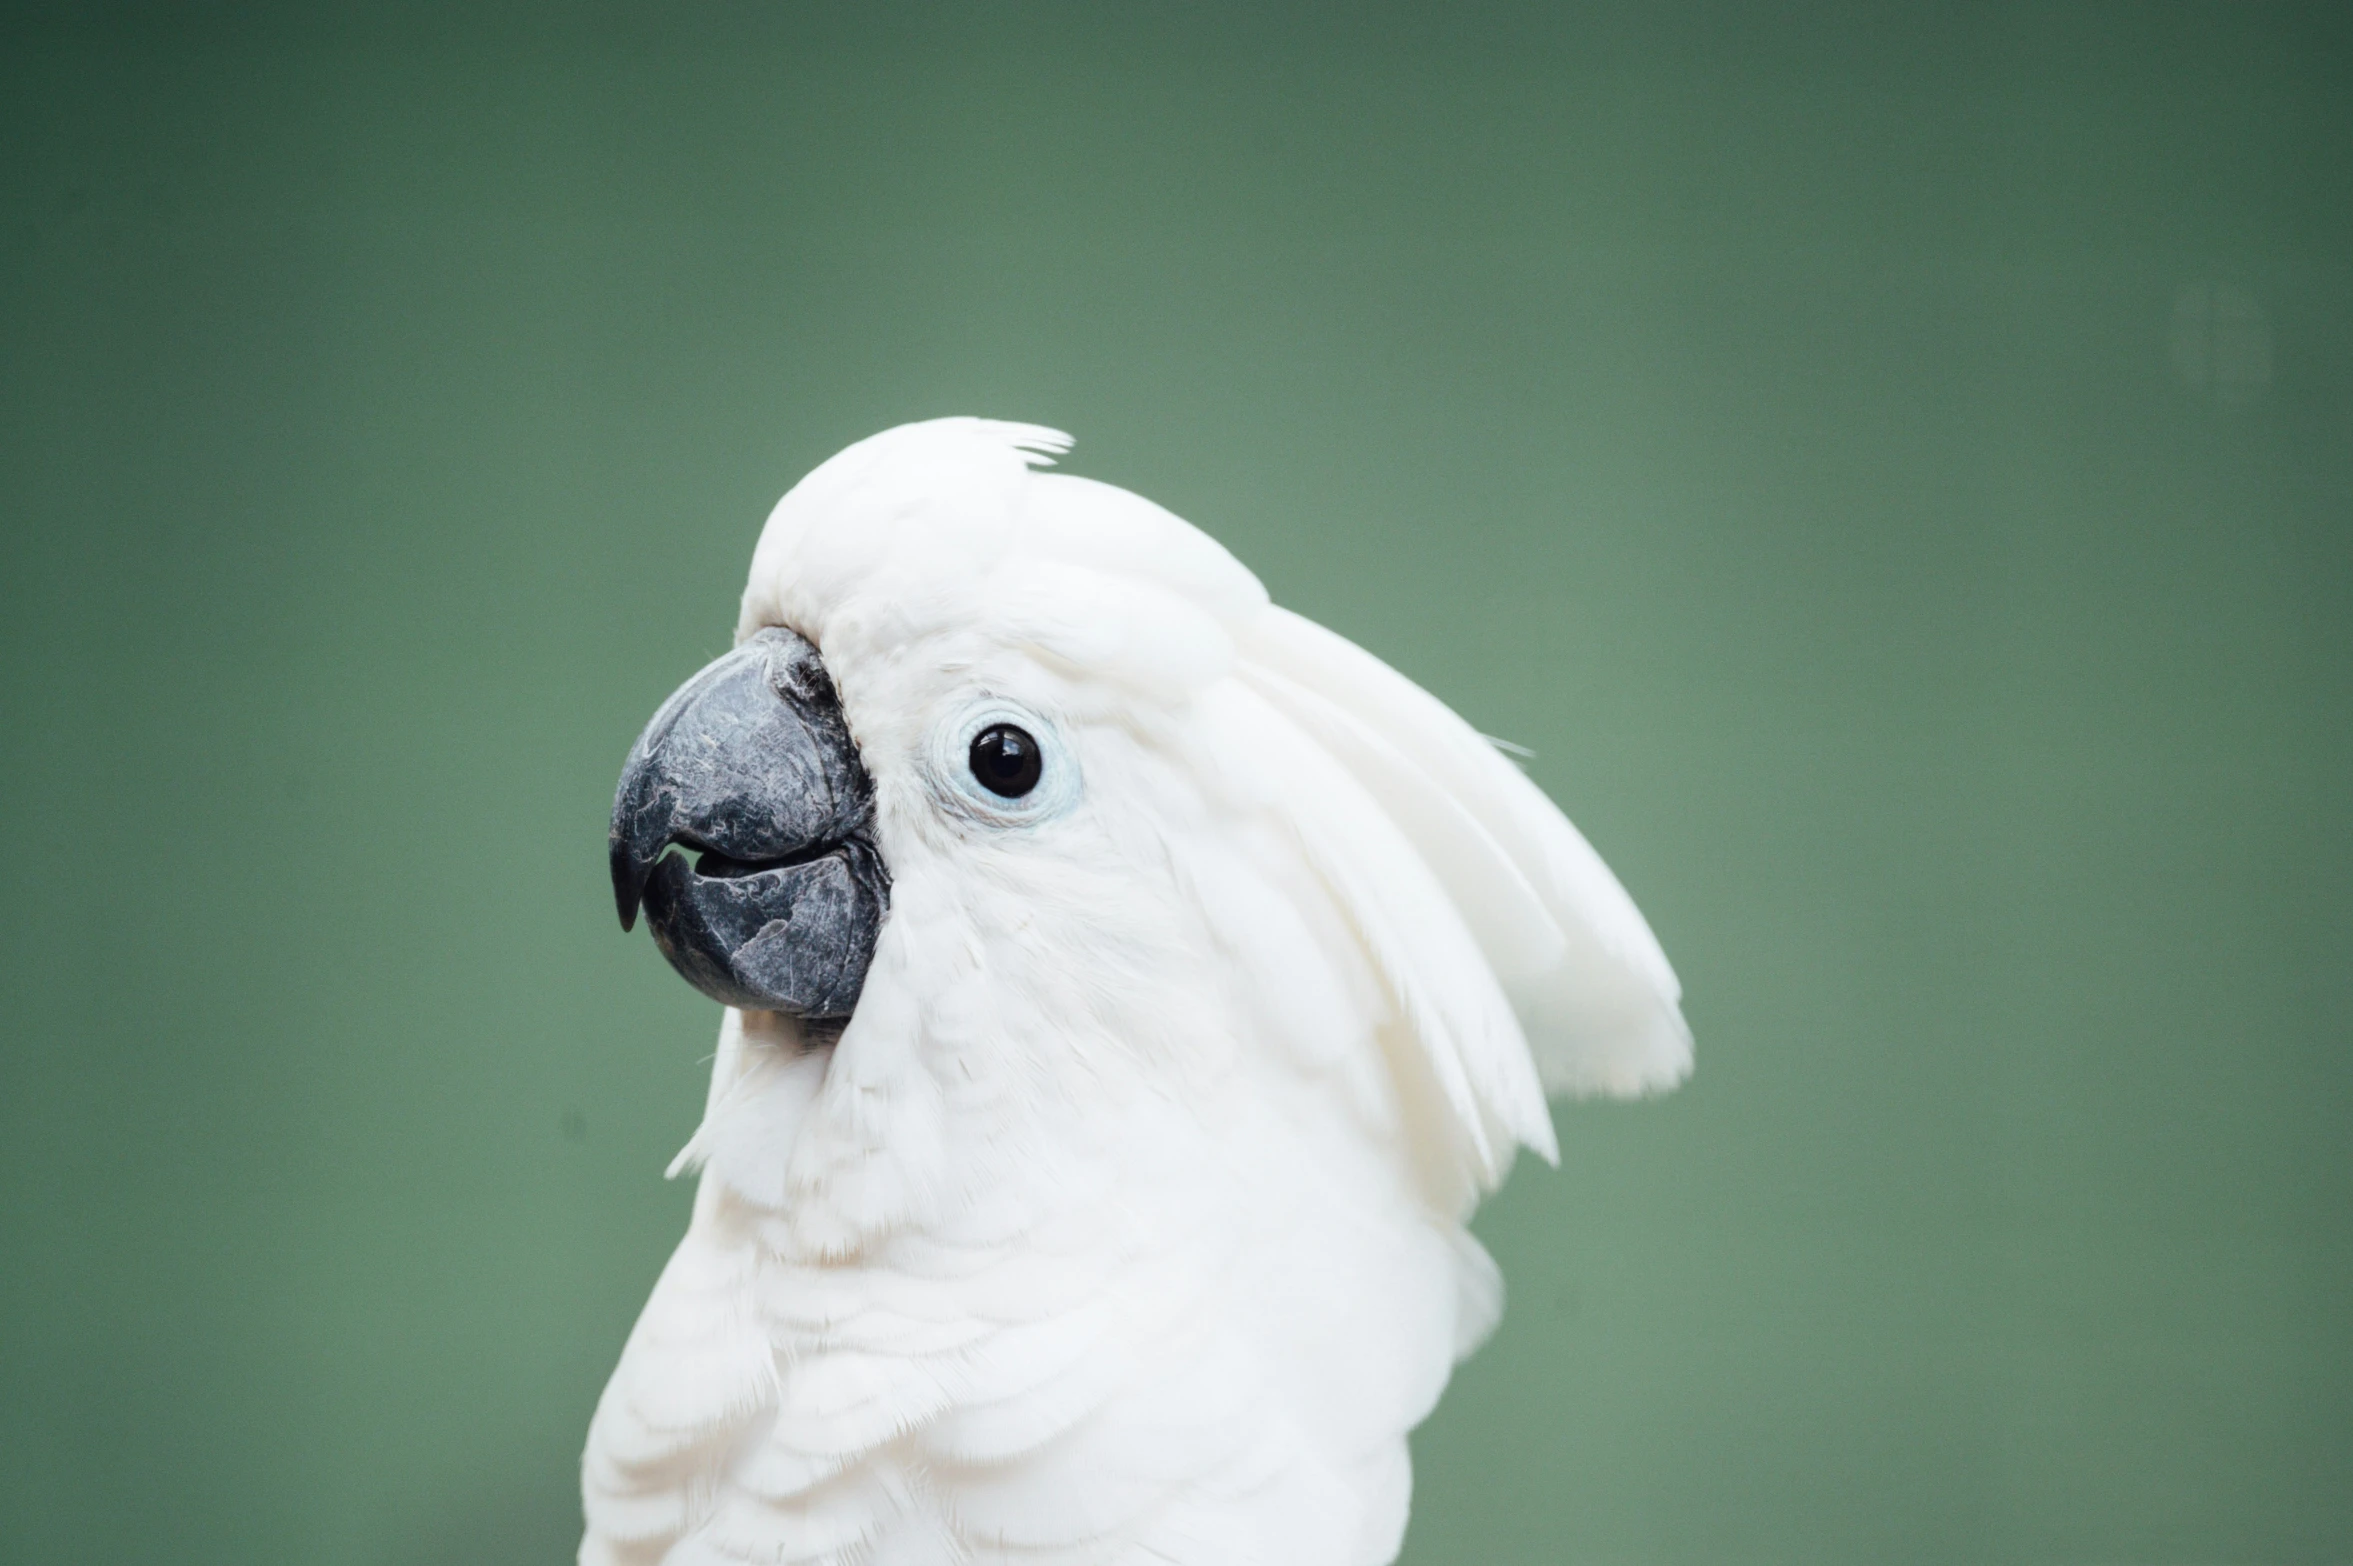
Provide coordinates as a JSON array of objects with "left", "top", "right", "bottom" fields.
[{"left": 581, "top": 419, "right": 1690, "bottom": 1565}]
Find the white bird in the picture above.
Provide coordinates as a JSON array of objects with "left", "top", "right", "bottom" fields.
[{"left": 586, "top": 418, "right": 1689, "bottom": 1566}]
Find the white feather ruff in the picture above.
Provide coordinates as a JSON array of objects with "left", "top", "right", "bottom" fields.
[{"left": 583, "top": 419, "right": 1689, "bottom": 1564}]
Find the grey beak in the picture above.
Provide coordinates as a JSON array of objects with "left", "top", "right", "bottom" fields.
[{"left": 609, "top": 627, "right": 889, "bottom": 1018}]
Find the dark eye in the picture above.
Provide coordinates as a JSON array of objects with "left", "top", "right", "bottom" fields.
[{"left": 968, "top": 723, "right": 1043, "bottom": 799}]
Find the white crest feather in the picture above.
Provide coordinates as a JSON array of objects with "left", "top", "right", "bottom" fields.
[
  {"left": 969, "top": 418, "right": 1074, "bottom": 468},
  {"left": 1239, "top": 605, "right": 1691, "bottom": 1104}
]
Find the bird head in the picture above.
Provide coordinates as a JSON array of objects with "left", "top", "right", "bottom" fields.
[{"left": 609, "top": 419, "right": 1689, "bottom": 1248}]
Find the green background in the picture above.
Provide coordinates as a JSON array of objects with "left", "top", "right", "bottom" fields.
[{"left": 3, "top": 5, "right": 2347, "bottom": 1562}]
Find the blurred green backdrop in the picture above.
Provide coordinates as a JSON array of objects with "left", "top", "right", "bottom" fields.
[{"left": 3, "top": 4, "right": 2348, "bottom": 1563}]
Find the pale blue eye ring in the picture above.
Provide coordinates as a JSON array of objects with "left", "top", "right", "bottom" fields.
[{"left": 928, "top": 698, "right": 1080, "bottom": 825}]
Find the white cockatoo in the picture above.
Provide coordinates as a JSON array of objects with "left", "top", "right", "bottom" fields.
[{"left": 589, "top": 418, "right": 1689, "bottom": 1566}]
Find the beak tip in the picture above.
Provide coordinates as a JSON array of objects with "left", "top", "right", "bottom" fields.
[{"left": 610, "top": 838, "right": 649, "bottom": 933}]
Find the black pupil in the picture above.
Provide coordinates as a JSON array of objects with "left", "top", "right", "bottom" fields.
[{"left": 968, "top": 724, "right": 1043, "bottom": 799}]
